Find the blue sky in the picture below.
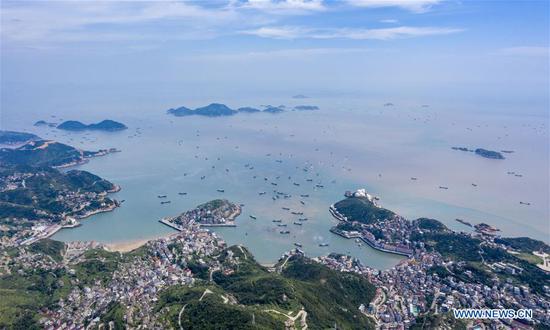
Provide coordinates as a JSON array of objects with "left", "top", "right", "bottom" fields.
[{"left": 1, "top": 0, "right": 549, "bottom": 116}]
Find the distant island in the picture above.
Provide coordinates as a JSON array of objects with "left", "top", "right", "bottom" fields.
[
  {"left": 292, "top": 94, "right": 310, "bottom": 99},
  {"left": 56, "top": 119, "right": 127, "bottom": 132},
  {"left": 0, "top": 130, "right": 40, "bottom": 145},
  {"left": 34, "top": 120, "right": 57, "bottom": 127},
  {"left": 293, "top": 105, "right": 319, "bottom": 111},
  {"left": 166, "top": 103, "right": 320, "bottom": 117},
  {"left": 452, "top": 146, "right": 505, "bottom": 159},
  {"left": 0, "top": 139, "right": 118, "bottom": 168}
]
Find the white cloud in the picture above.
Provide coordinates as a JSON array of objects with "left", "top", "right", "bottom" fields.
[
  {"left": 346, "top": 0, "right": 442, "bottom": 13},
  {"left": 237, "top": 0, "right": 326, "bottom": 13},
  {"left": 380, "top": 19, "right": 399, "bottom": 23},
  {"left": 498, "top": 46, "right": 549, "bottom": 57},
  {"left": 1, "top": 1, "right": 240, "bottom": 44},
  {"left": 243, "top": 25, "right": 463, "bottom": 40}
]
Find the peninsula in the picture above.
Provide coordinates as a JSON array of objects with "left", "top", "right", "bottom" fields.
[
  {"left": 0, "top": 130, "right": 40, "bottom": 145},
  {"left": 0, "top": 139, "right": 118, "bottom": 168},
  {"left": 160, "top": 199, "right": 241, "bottom": 229}
]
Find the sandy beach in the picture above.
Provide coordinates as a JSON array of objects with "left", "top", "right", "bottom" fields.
[{"left": 105, "top": 238, "right": 152, "bottom": 252}]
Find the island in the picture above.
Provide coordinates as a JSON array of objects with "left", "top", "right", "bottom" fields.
[
  {"left": 160, "top": 199, "right": 241, "bottom": 229},
  {"left": 34, "top": 120, "right": 57, "bottom": 127},
  {"left": 57, "top": 119, "right": 127, "bottom": 131},
  {"left": 293, "top": 105, "right": 319, "bottom": 111},
  {"left": 452, "top": 146, "right": 505, "bottom": 159},
  {"left": 0, "top": 130, "right": 40, "bottom": 145},
  {"left": 166, "top": 103, "right": 287, "bottom": 117},
  {"left": 0, "top": 139, "right": 118, "bottom": 168},
  {"left": 475, "top": 148, "right": 505, "bottom": 159}
]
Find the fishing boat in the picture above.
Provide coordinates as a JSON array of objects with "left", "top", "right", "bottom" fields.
[
  {"left": 157, "top": 195, "right": 167, "bottom": 198},
  {"left": 249, "top": 215, "right": 257, "bottom": 220},
  {"left": 280, "top": 230, "right": 290, "bottom": 234},
  {"left": 293, "top": 222, "right": 302, "bottom": 226},
  {"left": 272, "top": 219, "right": 282, "bottom": 223},
  {"left": 217, "top": 189, "right": 225, "bottom": 193},
  {"left": 319, "top": 243, "right": 329, "bottom": 247},
  {"left": 160, "top": 201, "right": 171, "bottom": 204},
  {"left": 300, "top": 194, "right": 309, "bottom": 197},
  {"left": 178, "top": 192, "right": 187, "bottom": 195},
  {"left": 294, "top": 243, "right": 302, "bottom": 247}
]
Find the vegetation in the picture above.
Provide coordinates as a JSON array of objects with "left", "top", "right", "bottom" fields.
[
  {"left": 413, "top": 231, "right": 550, "bottom": 295},
  {"left": 334, "top": 197, "right": 395, "bottom": 224},
  {"left": 415, "top": 218, "right": 448, "bottom": 232},
  {"left": 0, "top": 140, "right": 84, "bottom": 167},
  {"left": 0, "top": 131, "right": 40, "bottom": 145},
  {"left": 495, "top": 237, "right": 550, "bottom": 254},
  {"left": 57, "top": 120, "right": 127, "bottom": 131},
  {"left": 74, "top": 249, "right": 122, "bottom": 285},
  {"left": 0, "top": 266, "right": 72, "bottom": 328},
  {"left": 0, "top": 165, "right": 117, "bottom": 222},
  {"left": 412, "top": 312, "right": 467, "bottom": 330},
  {"left": 28, "top": 239, "right": 66, "bottom": 262},
  {"left": 159, "top": 246, "right": 376, "bottom": 329}
]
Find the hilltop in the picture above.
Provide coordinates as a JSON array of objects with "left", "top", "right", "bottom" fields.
[
  {"left": 0, "top": 139, "right": 115, "bottom": 168},
  {"left": 0, "top": 131, "right": 40, "bottom": 145}
]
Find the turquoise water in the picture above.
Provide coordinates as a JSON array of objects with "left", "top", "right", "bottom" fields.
[{"left": 4, "top": 99, "right": 548, "bottom": 269}]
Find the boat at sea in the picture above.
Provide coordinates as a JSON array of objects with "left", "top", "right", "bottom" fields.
[
  {"left": 291, "top": 211, "right": 304, "bottom": 215},
  {"left": 277, "top": 224, "right": 288, "bottom": 227},
  {"left": 217, "top": 189, "right": 225, "bottom": 193},
  {"left": 282, "top": 207, "right": 290, "bottom": 210},
  {"left": 319, "top": 243, "right": 329, "bottom": 247},
  {"left": 157, "top": 195, "right": 167, "bottom": 198},
  {"left": 300, "top": 194, "right": 309, "bottom": 197},
  {"left": 293, "top": 183, "right": 300, "bottom": 186},
  {"left": 178, "top": 192, "right": 187, "bottom": 195},
  {"left": 258, "top": 192, "right": 266, "bottom": 195},
  {"left": 439, "top": 186, "right": 449, "bottom": 190},
  {"left": 410, "top": 177, "right": 417, "bottom": 180},
  {"left": 279, "top": 230, "right": 290, "bottom": 234},
  {"left": 294, "top": 243, "right": 302, "bottom": 247},
  {"left": 300, "top": 201, "right": 305, "bottom": 205},
  {"left": 298, "top": 218, "right": 308, "bottom": 221},
  {"left": 249, "top": 215, "right": 257, "bottom": 220},
  {"left": 160, "top": 201, "right": 171, "bottom": 204},
  {"left": 293, "top": 222, "right": 302, "bottom": 226},
  {"left": 272, "top": 219, "right": 282, "bottom": 223}
]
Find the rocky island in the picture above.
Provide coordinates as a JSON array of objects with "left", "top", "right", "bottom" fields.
[{"left": 57, "top": 119, "right": 127, "bottom": 132}]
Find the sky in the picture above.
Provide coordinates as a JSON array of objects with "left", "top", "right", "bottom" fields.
[{"left": 1, "top": 0, "right": 549, "bottom": 118}]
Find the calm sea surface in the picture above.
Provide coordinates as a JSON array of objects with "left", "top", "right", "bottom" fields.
[{"left": 3, "top": 96, "right": 548, "bottom": 269}]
